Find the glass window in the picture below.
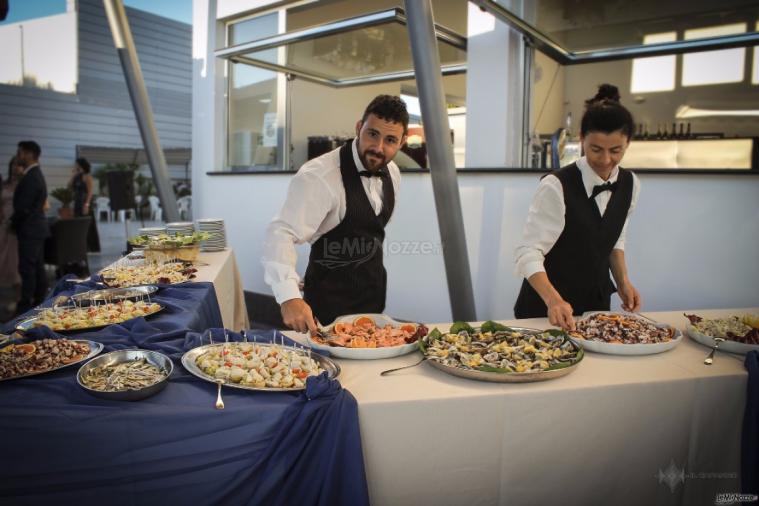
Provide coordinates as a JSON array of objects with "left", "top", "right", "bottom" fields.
[
  {"left": 630, "top": 32, "right": 677, "bottom": 93},
  {"left": 682, "top": 23, "right": 747, "bottom": 87},
  {"left": 227, "top": 12, "right": 283, "bottom": 171}
]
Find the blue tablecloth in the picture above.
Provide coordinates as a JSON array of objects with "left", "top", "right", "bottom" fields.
[
  {"left": 0, "top": 283, "right": 369, "bottom": 505},
  {"left": 1, "top": 276, "right": 224, "bottom": 340},
  {"left": 743, "top": 351, "right": 759, "bottom": 497}
]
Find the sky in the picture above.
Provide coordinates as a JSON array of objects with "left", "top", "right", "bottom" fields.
[{"left": 0, "top": 0, "right": 192, "bottom": 25}]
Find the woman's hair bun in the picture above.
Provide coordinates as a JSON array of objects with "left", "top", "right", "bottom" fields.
[{"left": 585, "top": 83, "right": 621, "bottom": 107}]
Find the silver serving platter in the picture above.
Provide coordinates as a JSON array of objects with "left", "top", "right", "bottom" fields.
[
  {"left": 15, "top": 304, "right": 165, "bottom": 333},
  {"left": 77, "top": 349, "right": 173, "bottom": 401},
  {"left": 70, "top": 285, "right": 159, "bottom": 305},
  {"left": 422, "top": 326, "right": 584, "bottom": 383},
  {"left": 0, "top": 340, "right": 103, "bottom": 382},
  {"left": 181, "top": 343, "right": 340, "bottom": 392}
]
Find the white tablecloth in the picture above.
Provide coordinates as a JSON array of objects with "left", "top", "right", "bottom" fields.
[
  {"left": 287, "top": 307, "right": 756, "bottom": 506},
  {"left": 192, "top": 249, "right": 249, "bottom": 331}
]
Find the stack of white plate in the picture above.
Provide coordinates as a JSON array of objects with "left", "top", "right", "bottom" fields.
[
  {"left": 166, "top": 222, "right": 195, "bottom": 237},
  {"left": 139, "top": 226, "right": 166, "bottom": 237},
  {"left": 196, "top": 218, "right": 226, "bottom": 251}
]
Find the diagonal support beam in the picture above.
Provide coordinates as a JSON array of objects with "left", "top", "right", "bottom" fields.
[
  {"left": 404, "top": 0, "right": 476, "bottom": 321},
  {"left": 103, "top": 0, "right": 179, "bottom": 223}
]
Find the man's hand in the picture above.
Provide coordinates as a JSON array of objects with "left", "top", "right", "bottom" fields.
[
  {"left": 617, "top": 281, "right": 641, "bottom": 313},
  {"left": 280, "top": 298, "right": 318, "bottom": 334},
  {"left": 547, "top": 296, "right": 576, "bottom": 331}
]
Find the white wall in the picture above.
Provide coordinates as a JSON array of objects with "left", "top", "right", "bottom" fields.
[{"left": 195, "top": 171, "right": 759, "bottom": 323}]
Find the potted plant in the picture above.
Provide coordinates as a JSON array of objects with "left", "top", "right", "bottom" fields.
[{"left": 50, "top": 187, "right": 75, "bottom": 219}]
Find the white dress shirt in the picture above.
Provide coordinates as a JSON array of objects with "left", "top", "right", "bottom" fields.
[
  {"left": 514, "top": 156, "right": 640, "bottom": 280},
  {"left": 262, "top": 139, "right": 401, "bottom": 304}
]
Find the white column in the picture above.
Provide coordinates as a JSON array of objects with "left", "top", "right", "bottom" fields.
[
  {"left": 465, "top": 0, "right": 526, "bottom": 167},
  {"left": 192, "top": 0, "right": 225, "bottom": 219}
]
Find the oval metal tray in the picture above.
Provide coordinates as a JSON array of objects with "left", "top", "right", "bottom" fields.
[
  {"left": 70, "top": 285, "right": 159, "bottom": 305},
  {"left": 422, "top": 326, "right": 583, "bottom": 383},
  {"left": 15, "top": 304, "right": 164, "bottom": 333},
  {"left": 181, "top": 343, "right": 340, "bottom": 392},
  {"left": 0, "top": 340, "right": 104, "bottom": 382}
]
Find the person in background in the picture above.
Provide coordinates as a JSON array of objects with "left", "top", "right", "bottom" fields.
[
  {"left": 513, "top": 84, "right": 642, "bottom": 330},
  {"left": 12, "top": 141, "right": 50, "bottom": 315},
  {"left": 262, "top": 95, "right": 408, "bottom": 333},
  {"left": 0, "top": 157, "right": 23, "bottom": 314},
  {"left": 68, "top": 157, "right": 100, "bottom": 252}
]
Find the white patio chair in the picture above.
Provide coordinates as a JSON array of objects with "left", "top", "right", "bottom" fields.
[
  {"left": 177, "top": 196, "right": 192, "bottom": 221},
  {"left": 148, "top": 195, "right": 163, "bottom": 221},
  {"left": 94, "top": 197, "right": 112, "bottom": 222}
]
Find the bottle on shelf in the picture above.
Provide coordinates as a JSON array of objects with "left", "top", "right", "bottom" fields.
[
  {"left": 671, "top": 122, "right": 677, "bottom": 140},
  {"left": 643, "top": 124, "right": 649, "bottom": 140},
  {"left": 656, "top": 124, "right": 662, "bottom": 139},
  {"left": 686, "top": 122, "right": 692, "bottom": 139},
  {"left": 678, "top": 123, "right": 685, "bottom": 139}
]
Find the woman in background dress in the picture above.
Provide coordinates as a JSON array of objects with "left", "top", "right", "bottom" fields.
[{"left": 0, "top": 157, "right": 23, "bottom": 314}]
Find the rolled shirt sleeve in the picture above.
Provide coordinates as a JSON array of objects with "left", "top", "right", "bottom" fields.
[{"left": 513, "top": 175, "right": 566, "bottom": 280}]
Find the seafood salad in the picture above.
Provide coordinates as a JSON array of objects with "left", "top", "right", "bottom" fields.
[
  {"left": 422, "top": 321, "right": 581, "bottom": 373},
  {"left": 0, "top": 339, "right": 91, "bottom": 380},
  {"left": 313, "top": 316, "right": 427, "bottom": 348},
  {"left": 81, "top": 358, "right": 167, "bottom": 392},
  {"left": 570, "top": 313, "right": 674, "bottom": 344},
  {"left": 685, "top": 314, "right": 759, "bottom": 344},
  {"left": 195, "top": 343, "right": 323, "bottom": 389},
  {"left": 100, "top": 263, "right": 197, "bottom": 287},
  {"left": 33, "top": 301, "right": 162, "bottom": 331}
]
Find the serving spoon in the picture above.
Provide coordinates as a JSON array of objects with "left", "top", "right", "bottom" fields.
[
  {"left": 380, "top": 357, "right": 427, "bottom": 376},
  {"left": 703, "top": 337, "right": 725, "bottom": 366},
  {"left": 215, "top": 379, "right": 225, "bottom": 409}
]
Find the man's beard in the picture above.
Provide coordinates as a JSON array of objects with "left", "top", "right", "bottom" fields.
[{"left": 359, "top": 149, "right": 386, "bottom": 172}]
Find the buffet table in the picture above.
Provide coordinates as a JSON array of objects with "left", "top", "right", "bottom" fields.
[
  {"left": 287, "top": 307, "right": 757, "bottom": 506},
  {"left": 191, "top": 249, "right": 249, "bottom": 331}
]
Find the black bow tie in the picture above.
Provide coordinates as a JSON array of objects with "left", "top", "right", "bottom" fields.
[
  {"left": 590, "top": 181, "right": 618, "bottom": 199},
  {"left": 359, "top": 170, "right": 387, "bottom": 178}
]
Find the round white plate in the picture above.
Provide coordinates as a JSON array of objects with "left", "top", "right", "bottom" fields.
[
  {"left": 686, "top": 323, "right": 759, "bottom": 355},
  {"left": 570, "top": 311, "right": 683, "bottom": 355},
  {"left": 305, "top": 313, "right": 420, "bottom": 360}
]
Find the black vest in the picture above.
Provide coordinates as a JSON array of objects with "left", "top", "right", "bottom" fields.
[
  {"left": 303, "top": 141, "right": 395, "bottom": 324},
  {"left": 514, "top": 163, "right": 633, "bottom": 318}
]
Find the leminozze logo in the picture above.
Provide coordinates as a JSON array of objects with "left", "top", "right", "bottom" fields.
[
  {"left": 315, "top": 237, "right": 381, "bottom": 269},
  {"left": 715, "top": 493, "right": 759, "bottom": 505},
  {"left": 658, "top": 460, "right": 686, "bottom": 493}
]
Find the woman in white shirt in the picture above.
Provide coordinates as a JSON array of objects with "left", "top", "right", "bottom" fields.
[{"left": 514, "top": 84, "right": 642, "bottom": 330}]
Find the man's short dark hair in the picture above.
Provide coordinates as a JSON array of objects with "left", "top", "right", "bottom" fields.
[
  {"left": 18, "top": 140, "right": 41, "bottom": 160},
  {"left": 361, "top": 95, "right": 409, "bottom": 135}
]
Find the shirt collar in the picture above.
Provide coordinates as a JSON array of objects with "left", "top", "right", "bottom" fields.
[
  {"left": 576, "top": 156, "right": 619, "bottom": 198},
  {"left": 351, "top": 139, "right": 366, "bottom": 173},
  {"left": 23, "top": 163, "right": 39, "bottom": 175}
]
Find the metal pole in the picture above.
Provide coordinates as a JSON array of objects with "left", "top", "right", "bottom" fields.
[
  {"left": 102, "top": 0, "right": 179, "bottom": 223},
  {"left": 403, "top": 0, "right": 476, "bottom": 321}
]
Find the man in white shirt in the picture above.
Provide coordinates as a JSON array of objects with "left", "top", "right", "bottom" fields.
[
  {"left": 262, "top": 95, "right": 408, "bottom": 333},
  {"left": 514, "top": 84, "right": 642, "bottom": 330}
]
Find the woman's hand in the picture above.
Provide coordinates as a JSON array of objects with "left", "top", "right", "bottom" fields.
[
  {"left": 83, "top": 202, "right": 90, "bottom": 214},
  {"left": 546, "top": 296, "right": 576, "bottom": 331},
  {"left": 617, "top": 281, "right": 641, "bottom": 312}
]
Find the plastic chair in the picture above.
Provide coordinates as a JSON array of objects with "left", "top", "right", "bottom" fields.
[
  {"left": 177, "top": 196, "right": 192, "bottom": 221},
  {"left": 94, "top": 197, "right": 112, "bottom": 222},
  {"left": 117, "top": 209, "right": 135, "bottom": 222},
  {"left": 148, "top": 195, "right": 162, "bottom": 221}
]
